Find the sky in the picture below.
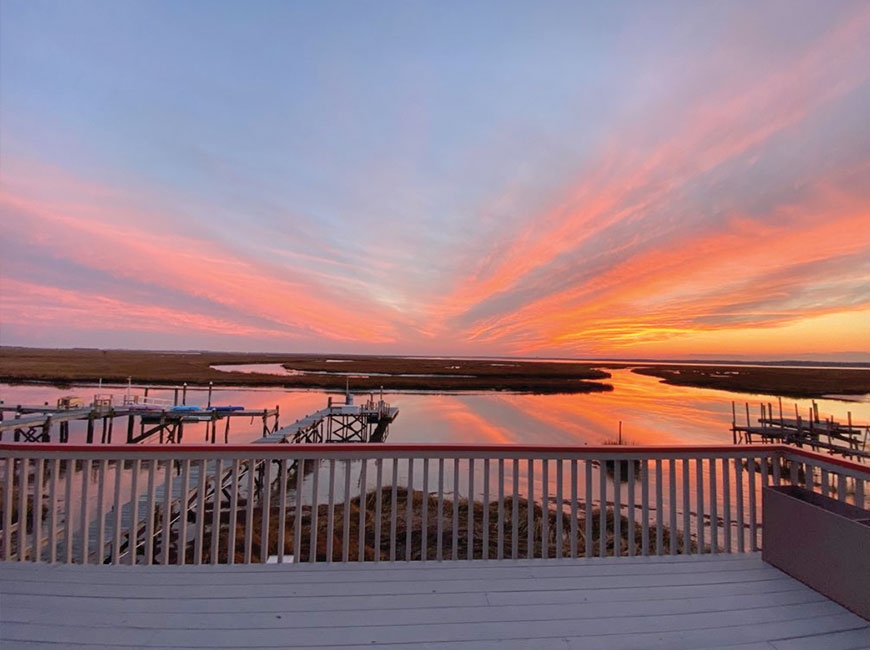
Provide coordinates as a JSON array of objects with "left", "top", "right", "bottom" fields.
[{"left": 1, "top": 1, "right": 869, "bottom": 361}]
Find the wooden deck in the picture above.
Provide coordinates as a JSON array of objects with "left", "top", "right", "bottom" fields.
[{"left": 1, "top": 554, "right": 868, "bottom": 649}]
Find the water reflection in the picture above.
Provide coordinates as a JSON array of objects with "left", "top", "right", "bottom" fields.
[{"left": 2, "top": 369, "right": 868, "bottom": 446}]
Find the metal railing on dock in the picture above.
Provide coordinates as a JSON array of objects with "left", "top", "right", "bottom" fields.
[{"left": 1, "top": 443, "right": 867, "bottom": 566}]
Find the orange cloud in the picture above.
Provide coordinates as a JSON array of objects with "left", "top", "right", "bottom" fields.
[{"left": 0, "top": 170, "right": 400, "bottom": 344}]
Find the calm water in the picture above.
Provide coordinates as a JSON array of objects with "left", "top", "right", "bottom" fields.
[
  {"left": 2, "top": 367, "right": 868, "bottom": 445},
  {"left": 4, "top": 369, "right": 868, "bottom": 559}
]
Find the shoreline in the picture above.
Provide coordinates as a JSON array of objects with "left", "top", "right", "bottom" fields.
[{"left": 1, "top": 347, "right": 868, "bottom": 399}]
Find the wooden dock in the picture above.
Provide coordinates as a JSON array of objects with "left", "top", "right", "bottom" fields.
[
  {"left": 256, "top": 394, "right": 398, "bottom": 444},
  {"left": 0, "top": 400, "right": 279, "bottom": 445},
  {"left": 732, "top": 399, "right": 869, "bottom": 462},
  {"left": 3, "top": 554, "right": 869, "bottom": 649}
]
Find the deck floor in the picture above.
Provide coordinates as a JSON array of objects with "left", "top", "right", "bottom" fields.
[{"left": 2, "top": 554, "right": 868, "bottom": 649}]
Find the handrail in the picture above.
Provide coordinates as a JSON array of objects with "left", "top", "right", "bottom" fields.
[{"left": 2, "top": 443, "right": 867, "bottom": 566}]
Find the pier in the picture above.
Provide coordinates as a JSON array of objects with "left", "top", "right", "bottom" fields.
[
  {"left": 256, "top": 393, "right": 399, "bottom": 444},
  {"left": 732, "top": 399, "right": 870, "bottom": 463},
  {"left": 0, "top": 392, "right": 280, "bottom": 445}
]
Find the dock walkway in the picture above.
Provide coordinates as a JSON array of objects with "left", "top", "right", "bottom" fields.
[{"left": 2, "top": 554, "right": 869, "bottom": 649}]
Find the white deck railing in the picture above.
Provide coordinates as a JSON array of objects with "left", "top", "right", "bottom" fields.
[{"left": 1, "top": 443, "right": 867, "bottom": 565}]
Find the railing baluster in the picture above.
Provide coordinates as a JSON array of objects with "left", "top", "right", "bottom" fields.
[
  {"left": 655, "top": 459, "right": 663, "bottom": 556},
  {"left": 497, "top": 458, "right": 505, "bottom": 560},
  {"left": 131, "top": 458, "right": 142, "bottom": 565},
  {"left": 261, "top": 458, "right": 272, "bottom": 564},
  {"left": 722, "top": 457, "right": 731, "bottom": 553},
  {"left": 669, "top": 459, "right": 677, "bottom": 556},
  {"left": 294, "top": 457, "right": 304, "bottom": 562},
  {"left": 64, "top": 458, "right": 73, "bottom": 564},
  {"left": 482, "top": 458, "right": 489, "bottom": 560},
  {"left": 12, "top": 459, "right": 27, "bottom": 561},
  {"left": 837, "top": 473, "right": 847, "bottom": 504},
  {"left": 242, "top": 460, "right": 254, "bottom": 564},
  {"left": 421, "top": 458, "right": 429, "bottom": 561},
  {"left": 16, "top": 457, "right": 28, "bottom": 561},
  {"left": 276, "top": 459, "right": 287, "bottom": 563},
  {"left": 570, "top": 459, "right": 578, "bottom": 559},
  {"left": 541, "top": 459, "right": 549, "bottom": 559},
  {"left": 640, "top": 459, "right": 649, "bottom": 556},
  {"left": 342, "top": 459, "right": 351, "bottom": 562},
  {"left": 32, "top": 458, "right": 44, "bottom": 563},
  {"left": 772, "top": 455, "right": 781, "bottom": 485},
  {"left": 146, "top": 458, "right": 158, "bottom": 566},
  {"left": 555, "top": 459, "right": 563, "bottom": 559},
  {"left": 374, "top": 458, "right": 382, "bottom": 562},
  {"left": 78, "top": 459, "right": 90, "bottom": 564},
  {"left": 466, "top": 458, "right": 473, "bottom": 560},
  {"left": 613, "top": 458, "right": 621, "bottom": 558},
  {"left": 389, "top": 459, "right": 398, "bottom": 561},
  {"left": 162, "top": 461, "right": 173, "bottom": 565},
  {"left": 49, "top": 457, "right": 59, "bottom": 564},
  {"left": 527, "top": 459, "right": 535, "bottom": 558},
  {"left": 357, "top": 459, "right": 367, "bottom": 562},
  {"left": 695, "top": 458, "right": 705, "bottom": 553},
  {"left": 709, "top": 457, "right": 718, "bottom": 554},
  {"left": 176, "top": 458, "right": 191, "bottom": 564},
  {"left": 407, "top": 458, "right": 414, "bottom": 561},
  {"left": 682, "top": 458, "right": 690, "bottom": 555},
  {"left": 94, "top": 459, "right": 107, "bottom": 565},
  {"left": 599, "top": 458, "right": 606, "bottom": 558},
  {"left": 325, "top": 459, "right": 335, "bottom": 563},
  {"left": 747, "top": 457, "right": 757, "bottom": 552},
  {"left": 209, "top": 459, "right": 221, "bottom": 565},
  {"left": 735, "top": 457, "right": 745, "bottom": 553},
  {"left": 512, "top": 459, "right": 519, "bottom": 559},
  {"left": 3, "top": 458, "right": 14, "bottom": 560},
  {"left": 627, "top": 456, "right": 636, "bottom": 556},
  {"left": 452, "top": 458, "right": 460, "bottom": 560},
  {"left": 437, "top": 458, "right": 444, "bottom": 561},
  {"left": 193, "top": 460, "right": 206, "bottom": 565},
  {"left": 856, "top": 476, "right": 865, "bottom": 510},
  {"left": 227, "top": 459, "right": 238, "bottom": 565},
  {"left": 584, "top": 459, "right": 592, "bottom": 559},
  {"left": 821, "top": 468, "right": 829, "bottom": 498},
  {"left": 111, "top": 460, "right": 122, "bottom": 565}
]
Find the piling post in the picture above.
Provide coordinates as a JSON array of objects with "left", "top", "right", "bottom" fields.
[
  {"left": 127, "top": 414, "right": 135, "bottom": 444},
  {"left": 107, "top": 410, "right": 114, "bottom": 444},
  {"left": 182, "top": 383, "right": 187, "bottom": 406},
  {"left": 87, "top": 412, "right": 95, "bottom": 444},
  {"left": 207, "top": 382, "right": 213, "bottom": 408},
  {"left": 174, "top": 387, "right": 179, "bottom": 406}
]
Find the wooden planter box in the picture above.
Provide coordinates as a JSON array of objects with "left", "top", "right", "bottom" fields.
[{"left": 763, "top": 485, "right": 870, "bottom": 620}]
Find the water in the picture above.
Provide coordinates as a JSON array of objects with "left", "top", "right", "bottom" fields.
[
  {"left": 2, "top": 367, "right": 868, "bottom": 445},
  {"left": 4, "top": 369, "right": 868, "bottom": 562}
]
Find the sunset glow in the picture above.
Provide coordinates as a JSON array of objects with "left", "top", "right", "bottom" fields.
[{"left": 1, "top": 2, "right": 868, "bottom": 360}]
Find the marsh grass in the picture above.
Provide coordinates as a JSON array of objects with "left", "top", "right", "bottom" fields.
[{"left": 182, "top": 487, "right": 696, "bottom": 564}]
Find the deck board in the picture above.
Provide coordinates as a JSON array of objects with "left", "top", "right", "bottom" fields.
[{"left": 2, "top": 554, "right": 868, "bottom": 649}]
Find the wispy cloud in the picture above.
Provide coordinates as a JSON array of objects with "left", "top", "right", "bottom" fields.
[{"left": 1, "top": 2, "right": 868, "bottom": 358}]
